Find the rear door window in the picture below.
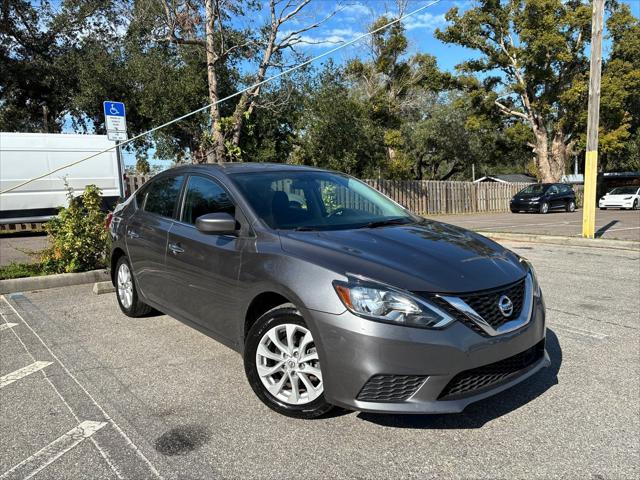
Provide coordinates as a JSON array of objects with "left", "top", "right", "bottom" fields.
[{"left": 141, "top": 175, "right": 185, "bottom": 218}]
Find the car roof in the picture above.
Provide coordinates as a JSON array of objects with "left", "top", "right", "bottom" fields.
[{"left": 161, "top": 162, "right": 327, "bottom": 176}]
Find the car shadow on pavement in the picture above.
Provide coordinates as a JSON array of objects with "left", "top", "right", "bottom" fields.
[{"left": 356, "top": 329, "right": 562, "bottom": 429}]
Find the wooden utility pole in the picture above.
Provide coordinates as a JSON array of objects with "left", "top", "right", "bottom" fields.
[{"left": 582, "top": 0, "right": 605, "bottom": 238}]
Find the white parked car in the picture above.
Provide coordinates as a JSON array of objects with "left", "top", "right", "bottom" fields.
[{"left": 599, "top": 186, "right": 640, "bottom": 210}]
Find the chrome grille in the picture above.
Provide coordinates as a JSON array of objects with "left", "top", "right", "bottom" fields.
[{"left": 458, "top": 278, "right": 526, "bottom": 329}]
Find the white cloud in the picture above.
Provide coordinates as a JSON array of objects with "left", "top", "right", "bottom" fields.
[
  {"left": 340, "top": 3, "right": 372, "bottom": 17},
  {"left": 404, "top": 12, "right": 447, "bottom": 31}
]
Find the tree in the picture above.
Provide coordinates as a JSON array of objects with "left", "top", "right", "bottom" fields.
[
  {"left": 0, "top": 0, "right": 95, "bottom": 131},
  {"left": 402, "top": 91, "right": 533, "bottom": 180},
  {"left": 436, "top": 0, "right": 593, "bottom": 182},
  {"left": 293, "top": 65, "right": 385, "bottom": 177},
  {"left": 153, "top": 0, "right": 332, "bottom": 163},
  {"left": 346, "top": 14, "right": 450, "bottom": 169},
  {"left": 594, "top": 2, "right": 640, "bottom": 172}
]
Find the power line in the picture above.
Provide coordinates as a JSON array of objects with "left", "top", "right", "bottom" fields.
[{"left": 1, "top": 0, "right": 442, "bottom": 195}]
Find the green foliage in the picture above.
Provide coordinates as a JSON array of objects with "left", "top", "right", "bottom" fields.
[
  {"left": 0, "top": 262, "right": 46, "bottom": 280},
  {"left": 295, "top": 66, "right": 385, "bottom": 177},
  {"left": 40, "top": 185, "right": 110, "bottom": 274},
  {"left": 136, "top": 157, "right": 151, "bottom": 175}
]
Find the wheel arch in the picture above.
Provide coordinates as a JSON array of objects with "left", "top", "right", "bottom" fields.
[
  {"left": 244, "top": 291, "right": 293, "bottom": 342},
  {"left": 110, "top": 247, "right": 126, "bottom": 285}
]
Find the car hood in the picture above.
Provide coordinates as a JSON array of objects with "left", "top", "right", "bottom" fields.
[
  {"left": 514, "top": 193, "right": 543, "bottom": 199},
  {"left": 604, "top": 194, "right": 635, "bottom": 199},
  {"left": 278, "top": 220, "right": 526, "bottom": 294}
]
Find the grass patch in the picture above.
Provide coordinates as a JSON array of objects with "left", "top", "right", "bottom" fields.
[{"left": 0, "top": 262, "right": 47, "bottom": 280}]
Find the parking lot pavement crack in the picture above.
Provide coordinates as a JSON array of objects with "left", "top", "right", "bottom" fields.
[{"left": 547, "top": 306, "right": 639, "bottom": 331}]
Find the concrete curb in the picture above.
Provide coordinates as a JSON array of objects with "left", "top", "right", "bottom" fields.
[
  {"left": 478, "top": 231, "right": 640, "bottom": 251},
  {"left": 0, "top": 269, "right": 110, "bottom": 295},
  {"left": 93, "top": 281, "right": 116, "bottom": 295}
]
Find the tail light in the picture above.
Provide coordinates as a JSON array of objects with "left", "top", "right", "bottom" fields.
[{"left": 105, "top": 212, "right": 113, "bottom": 230}]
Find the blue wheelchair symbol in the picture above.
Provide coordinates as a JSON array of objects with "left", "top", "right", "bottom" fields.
[{"left": 103, "top": 101, "right": 125, "bottom": 117}]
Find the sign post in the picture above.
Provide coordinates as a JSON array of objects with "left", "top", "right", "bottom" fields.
[{"left": 103, "top": 101, "right": 127, "bottom": 198}]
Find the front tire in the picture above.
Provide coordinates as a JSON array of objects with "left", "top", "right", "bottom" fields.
[
  {"left": 115, "top": 256, "right": 153, "bottom": 317},
  {"left": 633, "top": 199, "right": 639, "bottom": 210},
  {"left": 540, "top": 201, "right": 549, "bottom": 214},
  {"left": 244, "top": 305, "right": 333, "bottom": 419}
]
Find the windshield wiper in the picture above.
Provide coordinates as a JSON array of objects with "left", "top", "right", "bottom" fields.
[
  {"left": 361, "top": 218, "right": 413, "bottom": 229},
  {"left": 292, "top": 226, "right": 319, "bottom": 231}
]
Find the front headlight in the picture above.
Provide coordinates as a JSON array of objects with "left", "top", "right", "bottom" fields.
[
  {"left": 529, "top": 196, "right": 540, "bottom": 201},
  {"left": 333, "top": 280, "right": 454, "bottom": 329},
  {"left": 519, "top": 257, "right": 541, "bottom": 297},
  {"left": 624, "top": 196, "right": 632, "bottom": 200}
]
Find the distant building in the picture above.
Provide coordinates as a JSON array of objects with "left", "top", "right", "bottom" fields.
[{"left": 473, "top": 174, "right": 537, "bottom": 184}]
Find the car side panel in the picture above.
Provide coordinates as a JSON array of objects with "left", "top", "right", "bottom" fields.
[
  {"left": 124, "top": 211, "right": 172, "bottom": 306},
  {"left": 164, "top": 223, "right": 244, "bottom": 343}
]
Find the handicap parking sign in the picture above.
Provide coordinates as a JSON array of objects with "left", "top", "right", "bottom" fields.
[{"left": 103, "top": 101, "right": 125, "bottom": 118}]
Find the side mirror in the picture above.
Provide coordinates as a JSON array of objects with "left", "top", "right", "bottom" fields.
[{"left": 195, "top": 212, "right": 237, "bottom": 235}]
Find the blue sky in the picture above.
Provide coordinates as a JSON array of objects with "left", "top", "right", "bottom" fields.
[{"left": 286, "top": 0, "right": 640, "bottom": 72}]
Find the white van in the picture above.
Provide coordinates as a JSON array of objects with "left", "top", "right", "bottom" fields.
[{"left": 0, "top": 133, "right": 123, "bottom": 224}]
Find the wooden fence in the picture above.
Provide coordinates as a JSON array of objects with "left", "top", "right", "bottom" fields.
[{"left": 127, "top": 174, "right": 582, "bottom": 216}]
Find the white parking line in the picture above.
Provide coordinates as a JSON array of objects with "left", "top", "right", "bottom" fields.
[
  {"left": 0, "top": 420, "right": 107, "bottom": 480},
  {"left": 603, "top": 226, "right": 640, "bottom": 232},
  {"left": 0, "top": 309, "right": 125, "bottom": 480},
  {"left": 0, "top": 361, "right": 52, "bottom": 389},
  {"left": 0, "top": 296, "right": 163, "bottom": 479},
  {"left": 0, "top": 322, "right": 18, "bottom": 332}
]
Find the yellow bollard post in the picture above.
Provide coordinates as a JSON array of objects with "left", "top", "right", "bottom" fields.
[{"left": 582, "top": 151, "right": 597, "bottom": 238}]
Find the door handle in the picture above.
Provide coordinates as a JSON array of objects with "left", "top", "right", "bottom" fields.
[
  {"left": 127, "top": 229, "right": 140, "bottom": 239},
  {"left": 168, "top": 242, "right": 185, "bottom": 254}
]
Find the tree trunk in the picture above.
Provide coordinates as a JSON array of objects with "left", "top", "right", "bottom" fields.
[
  {"left": 534, "top": 128, "right": 569, "bottom": 182},
  {"left": 205, "top": 0, "right": 227, "bottom": 164},
  {"left": 229, "top": 30, "right": 276, "bottom": 150}
]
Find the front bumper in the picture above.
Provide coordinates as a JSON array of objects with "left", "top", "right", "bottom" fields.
[
  {"left": 599, "top": 200, "right": 634, "bottom": 209},
  {"left": 308, "top": 295, "right": 548, "bottom": 414},
  {"left": 510, "top": 200, "right": 541, "bottom": 212}
]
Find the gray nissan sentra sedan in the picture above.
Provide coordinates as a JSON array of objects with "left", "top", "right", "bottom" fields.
[{"left": 109, "top": 163, "right": 550, "bottom": 418}]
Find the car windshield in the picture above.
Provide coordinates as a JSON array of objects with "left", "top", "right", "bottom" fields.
[
  {"left": 518, "top": 184, "right": 547, "bottom": 195},
  {"left": 609, "top": 187, "right": 637, "bottom": 195},
  {"left": 230, "top": 170, "right": 415, "bottom": 230}
]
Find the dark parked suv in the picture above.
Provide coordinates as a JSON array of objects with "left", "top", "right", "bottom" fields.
[
  {"left": 510, "top": 183, "right": 577, "bottom": 214},
  {"left": 109, "top": 164, "right": 549, "bottom": 418}
]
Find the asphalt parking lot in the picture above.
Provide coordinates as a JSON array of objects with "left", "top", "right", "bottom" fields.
[
  {"left": 1, "top": 240, "right": 639, "bottom": 479},
  {"left": 438, "top": 209, "right": 640, "bottom": 241}
]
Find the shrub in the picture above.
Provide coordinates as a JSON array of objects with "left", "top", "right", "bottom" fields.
[
  {"left": 0, "top": 262, "right": 45, "bottom": 280},
  {"left": 40, "top": 185, "right": 110, "bottom": 273}
]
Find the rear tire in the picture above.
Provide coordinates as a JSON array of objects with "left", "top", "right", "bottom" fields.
[
  {"left": 244, "top": 305, "right": 333, "bottom": 419},
  {"left": 566, "top": 200, "right": 576, "bottom": 212},
  {"left": 115, "top": 256, "right": 153, "bottom": 317},
  {"left": 600, "top": 207, "right": 607, "bottom": 210}
]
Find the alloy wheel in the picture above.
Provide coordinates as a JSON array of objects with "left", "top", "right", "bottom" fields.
[
  {"left": 117, "top": 263, "right": 134, "bottom": 309},
  {"left": 255, "top": 323, "right": 323, "bottom": 405}
]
